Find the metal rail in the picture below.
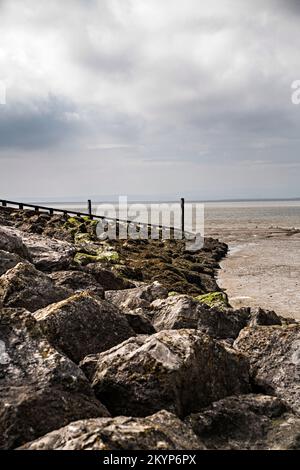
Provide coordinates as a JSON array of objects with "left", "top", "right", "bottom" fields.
[{"left": 0, "top": 198, "right": 193, "bottom": 239}]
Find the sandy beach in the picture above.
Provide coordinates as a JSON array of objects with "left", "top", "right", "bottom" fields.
[{"left": 205, "top": 220, "right": 300, "bottom": 319}]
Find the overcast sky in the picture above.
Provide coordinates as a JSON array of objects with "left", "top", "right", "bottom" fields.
[{"left": 1, "top": 0, "right": 300, "bottom": 201}]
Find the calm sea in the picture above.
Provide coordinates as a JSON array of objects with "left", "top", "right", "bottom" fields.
[{"left": 38, "top": 200, "right": 300, "bottom": 232}]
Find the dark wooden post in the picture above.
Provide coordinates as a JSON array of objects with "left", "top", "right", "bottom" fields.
[
  {"left": 181, "top": 197, "right": 185, "bottom": 239},
  {"left": 88, "top": 199, "right": 92, "bottom": 217}
]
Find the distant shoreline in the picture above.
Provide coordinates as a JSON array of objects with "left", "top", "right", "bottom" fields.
[{"left": 7, "top": 197, "right": 300, "bottom": 205}]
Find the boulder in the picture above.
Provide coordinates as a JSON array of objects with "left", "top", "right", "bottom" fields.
[
  {"left": 80, "top": 329, "right": 250, "bottom": 418},
  {"left": 234, "top": 324, "right": 300, "bottom": 415},
  {"left": 151, "top": 295, "right": 201, "bottom": 330},
  {"left": 196, "top": 306, "right": 251, "bottom": 341},
  {"left": 195, "top": 291, "right": 230, "bottom": 310},
  {"left": 186, "top": 394, "right": 288, "bottom": 450},
  {"left": 0, "top": 262, "right": 71, "bottom": 312},
  {"left": 0, "top": 263, "right": 72, "bottom": 312},
  {"left": 248, "top": 307, "right": 282, "bottom": 327},
  {"left": 124, "top": 309, "right": 156, "bottom": 334},
  {"left": 151, "top": 295, "right": 250, "bottom": 340},
  {"left": 20, "top": 231, "right": 76, "bottom": 271},
  {"left": 0, "top": 250, "right": 25, "bottom": 276},
  {"left": 84, "top": 263, "right": 135, "bottom": 291},
  {"left": 49, "top": 270, "right": 104, "bottom": 298},
  {"left": 34, "top": 293, "right": 135, "bottom": 363},
  {"left": 0, "top": 225, "right": 30, "bottom": 259},
  {"left": 19, "top": 410, "right": 204, "bottom": 450},
  {"left": 264, "top": 414, "right": 300, "bottom": 450},
  {"left": 105, "top": 282, "right": 168, "bottom": 313},
  {"left": 105, "top": 282, "right": 167, "bottom": 332},
  {"left": 0, "top": 308, "right": 109, "bottom": 450}
]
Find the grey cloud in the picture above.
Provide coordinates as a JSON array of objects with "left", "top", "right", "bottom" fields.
[
  {"left": 0, "top": 0, "right": 299, "bottom": 198},
  {"left": 0, "top": 96, "right": 82, "bottom": 150}
]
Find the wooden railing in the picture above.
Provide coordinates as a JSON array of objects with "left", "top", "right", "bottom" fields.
[{"left": 0, "top": 198, "right": 192, "bottom": 240}]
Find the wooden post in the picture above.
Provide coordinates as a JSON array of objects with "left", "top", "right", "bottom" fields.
[
  {"left": 181, "top": 197, "right": 185, "bottom": 239},
  {"left": 88, "top": 199, "right": 92, "bottom": 217}
]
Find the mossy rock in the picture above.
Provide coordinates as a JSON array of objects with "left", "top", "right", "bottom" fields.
[
  {"left": 195, "top": 291, "right": 230, "bottom": 310},
  {"left": 65, "top": 217, "right": 82, "bottom": 227},
  {"left": 82, "top": 216, "right": 98, "bottom": 228},
  {"left": 168, "top": 291, "right": 180, "bottom": 297},
  {"left": 74, "top": 250, "right": 119, "bottom": 266},
  {"left": 112, "top": 264, "right": 144, "bottom": 281},
  {"left": 74, "top": 252, "right": 99, "bottom": 266},
  {"left": 74, "top": 232, "right": 93, "bottom": 244}
]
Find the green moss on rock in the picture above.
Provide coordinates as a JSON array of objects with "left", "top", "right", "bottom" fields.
[
  {"left": 74, "top": 232, "right": 93, "bottom": 244},
  {"left": 74, "top": 249, "right": 119, "bottom": 266},
  {"left": 168, "top": 291, "right": 180, "bottom": 297},
  {"left": 195, "top": 291, "right": 230, "bottom": 310}
]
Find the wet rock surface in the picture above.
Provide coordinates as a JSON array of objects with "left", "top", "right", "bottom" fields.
[
  {"left": 19, "top": 410, "right": 204, "bottom": 450},
  {"left": 0, "top": 307, "right": 109, "bottom": 449},
  {"left": 34, "top": 293, "right": 135, "bottom": 363},
  {"left": 80, "top": 329, "right": 250, "bottom": 418}
]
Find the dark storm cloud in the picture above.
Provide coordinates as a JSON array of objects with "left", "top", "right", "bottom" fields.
[
  {"left": 277, "top": 0, "right": 300, "bottom": 14},
  {"left": 0, "top": 96, "right": 82, "bottom": 151}
]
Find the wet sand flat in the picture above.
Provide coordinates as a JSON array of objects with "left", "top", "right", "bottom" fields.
[{"left": 205, "top": 225, "right": 300, "bottom": 319}]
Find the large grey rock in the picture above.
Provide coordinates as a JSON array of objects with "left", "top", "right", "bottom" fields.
[
  {"left": 265, "top": 414, "right": 300, "bottom": 450},
  {"left": 234, "top": 324, "right": 300, "bottom": 415},
  {"left": 151, "top": 295, "right": 250, "bottom": 340},
  {"left": 0, "top": 308, "right": 109, "bottom": 450},
  {"left": 0, "top": 226, "right": 30, "bottom": 259},
  {"left": 105, "top": 282, "right": 168, "bottom": 313},
  {"left": 19, "top": 410, "right": 204, "bottom": 450},
  {"left": 85, "top": 263, "right": 134, "bottom": 291},
  {"left": 0, "top": 262, "right": 70, "bottom": 312},
  {"left": 34, "top": 293, "right": 135, "bottom": 363},
  {"left": 124, "top": 309, "right": 156, "bottom": 334},
  {"left": 105, "top": 282, "right": 166, "bottom": 334},
  {"left": 20, "top": 230, "right": 76, "bottom": 271},
  {"left": 0, "top": 250, "right": 25, "bottom": 276},
  {"left": 81, "top": 329, "right": 250, "bottom": 418},
  {"left": 248, "top": 308, "right": 282, "bottom": 327},
  {"left": 186, "top": 394, "right": 289, "bottom": 450},
  {"left": 49, "top": 270, "right": 104, "bottom": 298},
  {"left": 151, "top": 295, "right": 201, "bottom": 330}
]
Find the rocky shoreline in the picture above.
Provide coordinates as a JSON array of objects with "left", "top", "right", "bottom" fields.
[{"left": 0, "top": 206, "right": 299, "bottom": 450}]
